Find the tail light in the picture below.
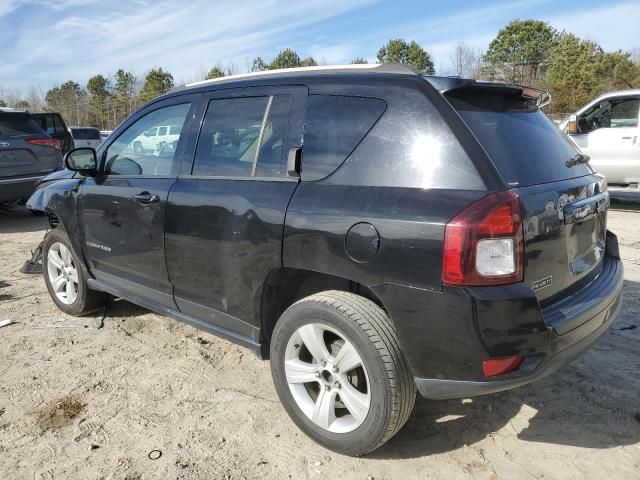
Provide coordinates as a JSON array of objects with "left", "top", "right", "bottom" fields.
[
  {"left": 26, "top": 138, "right": 61, "bottom": 150},
  {"left": 443, "top": 190, "right": 524, "bottom": 286},
  {"left": 483, "top": 355, "right": 524, "bottom": 377}
]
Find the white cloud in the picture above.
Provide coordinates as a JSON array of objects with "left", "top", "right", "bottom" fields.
[
  {"left": 308, "top": 43, "right": 359, "bottom": 64},
  {"left": 0, "top": 0, "right": 377, "bottom": 88},
  {"left": 547, "top": 3, "right": 640, "bottom": 51}
]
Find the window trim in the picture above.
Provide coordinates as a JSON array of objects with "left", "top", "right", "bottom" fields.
[{"left": 182, "top": 85, "right": 308, "bottom": 181}]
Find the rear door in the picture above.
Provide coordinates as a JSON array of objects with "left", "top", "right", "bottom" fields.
[
  {"left": 165, "top": 85, "right": 306, "bottom": 338},
  {"left": 571, "top": 96, "right": 640, "bottom": 185},
  {"left": 0, "top": 112, "right": 59, "bottom": 179},
  {"left": 445, "top": 86, "right": 608, "bottom": 302}
]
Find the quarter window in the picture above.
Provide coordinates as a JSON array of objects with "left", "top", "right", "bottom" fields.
[
  {"left": 301, "top": 95, "right": 386, "bottom": 181},
  {"left": 193, "top": 95, "right": 292, "bottom": 177},
  {"left": 104, "top": 103, "right": 191, "bottom": 176}
]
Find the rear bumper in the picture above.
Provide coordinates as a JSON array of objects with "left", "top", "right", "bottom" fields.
[
  {"left": 415, "top": 245, "right": 623, "bottom": 400},
  {"left": 0, "top": 175, "right": 43, "bottom": 203},
  {"left": 415, "top": 283, "right": 622, "bottom": 399},
  {"left": 373, "top": 232, "right": 624, "bottom": 400}
]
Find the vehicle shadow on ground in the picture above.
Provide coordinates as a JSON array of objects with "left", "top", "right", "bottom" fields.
[
  {"left": 0, "top": 206, "right": 48, "bottom": 234},
  {"left": 0, "top": 279, "right": 12, "bottom": 301},
  {"left": 372, "top": 371, "right": 640, "bottom": 459},
  {"left": 94, "top": 282, "right": 640, "bottom": 460}
]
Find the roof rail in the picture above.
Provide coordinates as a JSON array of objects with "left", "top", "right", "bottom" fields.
[{"left": 185, "top": 62, "right": 417, "bottom": 87}]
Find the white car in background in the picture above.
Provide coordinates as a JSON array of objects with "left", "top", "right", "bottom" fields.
[
  {"left": 131, "top": 124, "right": 182, "bottom": 155},
  {"left": 559, "top": 89, "right": 640, "bottom": 186},
  {"left": 68, "top": 127, "right": 101, "bottom": 149}
]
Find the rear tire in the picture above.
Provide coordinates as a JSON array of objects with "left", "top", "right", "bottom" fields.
[
  {"left": 270, "top": 290, "right": 416, "bottom": 456},
  {"left": 42, "top": 228, "right": 107, "bottom": 316}
]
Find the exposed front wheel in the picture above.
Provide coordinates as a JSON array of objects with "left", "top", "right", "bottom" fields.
[
  {"left": 43, "top": 228, "right": 107, "bottom": 316},
  {"left": 270, "top": 291, "right": 416, "bottom": 456}
]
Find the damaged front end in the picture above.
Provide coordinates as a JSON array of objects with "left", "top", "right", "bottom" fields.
[{"left": 21, "top": 170, "right": 81, "bottom": 274}]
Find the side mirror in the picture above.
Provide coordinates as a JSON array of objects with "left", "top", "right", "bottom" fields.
[
  {"left": 64, "top": 147, "right": 97, "bottom": 174},
  {"left": 567, "top": 113, "right": 578, "bottom": 135}
]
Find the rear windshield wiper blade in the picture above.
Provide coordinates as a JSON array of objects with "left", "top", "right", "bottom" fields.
[{"left": 566, "top": 153, "right": 590, "bottom": 167}]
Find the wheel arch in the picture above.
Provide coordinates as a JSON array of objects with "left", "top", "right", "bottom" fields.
[{"left": 258, "top": 267, "right": 387, "bottom": 359}]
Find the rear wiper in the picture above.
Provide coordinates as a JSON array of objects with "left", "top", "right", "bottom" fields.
[{"left": 565, "top": 153, "right": 590, "bottom": 167}]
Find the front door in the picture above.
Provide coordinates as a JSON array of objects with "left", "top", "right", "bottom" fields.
[
  {"left": 77, "top": 96, "right": 199, "bottom": 307},
  {"left": 573, "top": 96, "right": 640, "bottom": 184},
  {"left": 165, "top": 86, "right": 306, "bottom": 340}
]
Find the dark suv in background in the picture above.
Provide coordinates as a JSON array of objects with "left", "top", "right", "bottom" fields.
[
  {"left": 28, "top": 64, "right": 623, "bottom": 456},
  {"left": 0, "top": 108, "right": 63, "bottom": 206},
  {"left": 31, "top": 112, "right": 72, "bottom": 154}
]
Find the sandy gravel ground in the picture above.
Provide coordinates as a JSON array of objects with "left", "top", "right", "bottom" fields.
[{"left": 0, "top": 206, "right": 639, "bottom": 480}]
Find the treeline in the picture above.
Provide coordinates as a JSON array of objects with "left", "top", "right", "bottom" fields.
[{"left": 1, "top": 20, "right": 638, "bottom": 128}]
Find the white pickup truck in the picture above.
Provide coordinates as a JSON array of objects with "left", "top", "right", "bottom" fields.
[
  {"left": 559, "top": 89, "right": 640, "bottom": 186},
  {"left": 131, "top": 124, "right": 182, "bottom": 155}
]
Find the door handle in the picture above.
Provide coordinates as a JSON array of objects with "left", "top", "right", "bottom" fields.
[{"left": 133, "top": 192, "right": 160, "bottom": 204}]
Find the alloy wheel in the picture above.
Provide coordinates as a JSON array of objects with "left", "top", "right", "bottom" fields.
[
  {"left": 284, "top": 323, "right": 371, "bottom": 433},
  {"left": 47, "top": 242, "right": 79, "bottom": 305}
]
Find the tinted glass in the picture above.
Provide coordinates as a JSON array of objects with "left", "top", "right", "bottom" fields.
[
  {"left": 105, "top": 103, "right": 191, "bottom": 176},
  {"left": 302, "top": 95, "right": 386, "bottom": 181},
  {"left": 71, "top": 128, "right": 100, "bottom": 140},
  {"left": 607, "top": 98, "right": 639, "bottom": 128},
  {"left": 169, "top": 125, "right": 182, "bottom": 135},
  {"left": 448, "top": 92, "right": 592, "bottom": 187},
  {"left": 0, "top": 113, "right": 46, "bottom": 137},
  {"left": 193, "top": 97, "right": 268, "bottom": 177},
  {"left": 255, "top": 95, "right": 291, "bottom": 177}
]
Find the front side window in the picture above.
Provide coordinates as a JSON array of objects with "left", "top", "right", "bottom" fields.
[
  {"left": 104, "top": 103, "right": 191, "bottom": 176},
  {"left": 193, "top": 95, "right": 292, "bottom": 177},
  {"left": 579, "top": 97, "right": 640, "bottom": 133}
]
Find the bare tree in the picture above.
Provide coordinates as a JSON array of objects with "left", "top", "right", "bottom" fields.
[{"left": 449, "top": 40, "right": 482, "bottom": 78}]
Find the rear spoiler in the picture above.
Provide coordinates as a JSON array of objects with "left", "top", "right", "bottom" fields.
[{"left": 424, "top": 77, "right": 551, "bottom": 108}]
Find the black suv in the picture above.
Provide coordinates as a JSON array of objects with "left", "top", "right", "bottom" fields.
[
  {"left": 0, "top": 108, "right": 63, "bottom": 205},
  {"left": 28, "top": 64, "right": 623, "bottom": 456}
]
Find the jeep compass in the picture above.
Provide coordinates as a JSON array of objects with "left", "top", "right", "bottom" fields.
[{"left": 28, "top": 63, "right": 623, "bottom": 456}]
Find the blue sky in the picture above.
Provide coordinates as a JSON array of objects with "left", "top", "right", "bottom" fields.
[{"left": 0, "top": 0, "right": 638, "bottom": 91}]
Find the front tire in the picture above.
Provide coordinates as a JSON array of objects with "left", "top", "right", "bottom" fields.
[
  {"left": 270, "top": 291, "right": 416, "bottom": 456},
  {"left": 43, "top": 228, "right": 107, "bottom": 316}
]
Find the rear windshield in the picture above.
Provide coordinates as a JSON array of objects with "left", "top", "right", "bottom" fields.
[
  {"left": 71, "top": 128, "right": 100, "bottom": 140},
  {"left": 0, "top": 113, "right": 45, "bottom": 137},
  {"left": 447, "top": 90, "right": 593, "bottom": 186}
]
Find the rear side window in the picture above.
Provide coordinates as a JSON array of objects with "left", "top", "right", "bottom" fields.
[
  {"left": 447, "top": 91, "right": 592, "bottom": 187},
  {"left": 193, "top": 95, "right": 292, "bottom": 178},
  {"left": 0, "top": 113, "right": 45, "bottom": 137},
  {"left": 71, "top": 128, "right": 100, "bottom": 140},
  {"left": 302, "top": 95, "right": 386, "bottom": 181}
]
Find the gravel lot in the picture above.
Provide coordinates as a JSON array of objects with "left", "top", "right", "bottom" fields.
[{"left": 0, "top": 206, "right": 639, "bottom": 480}]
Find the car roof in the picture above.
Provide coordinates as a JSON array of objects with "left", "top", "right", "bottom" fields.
[
  {"left": 0, "top": 107, "right": 28, "bottom": 114},
  {"left": 184, "top": 63, "right": 417, "bottom": 89},
  {"left": 593, "top": 89, "right": 640, "bottom": 101},
  {"left": 575, "top": 89, "right": 640, "bottom": 115}
]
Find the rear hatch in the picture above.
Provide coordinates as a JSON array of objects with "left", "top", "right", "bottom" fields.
[
  {"left": 439, "top": 82, "right": 607, "bottom": 303},
  {"left": 0, "top": 111, "right": 61, "bottom": 179}
]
